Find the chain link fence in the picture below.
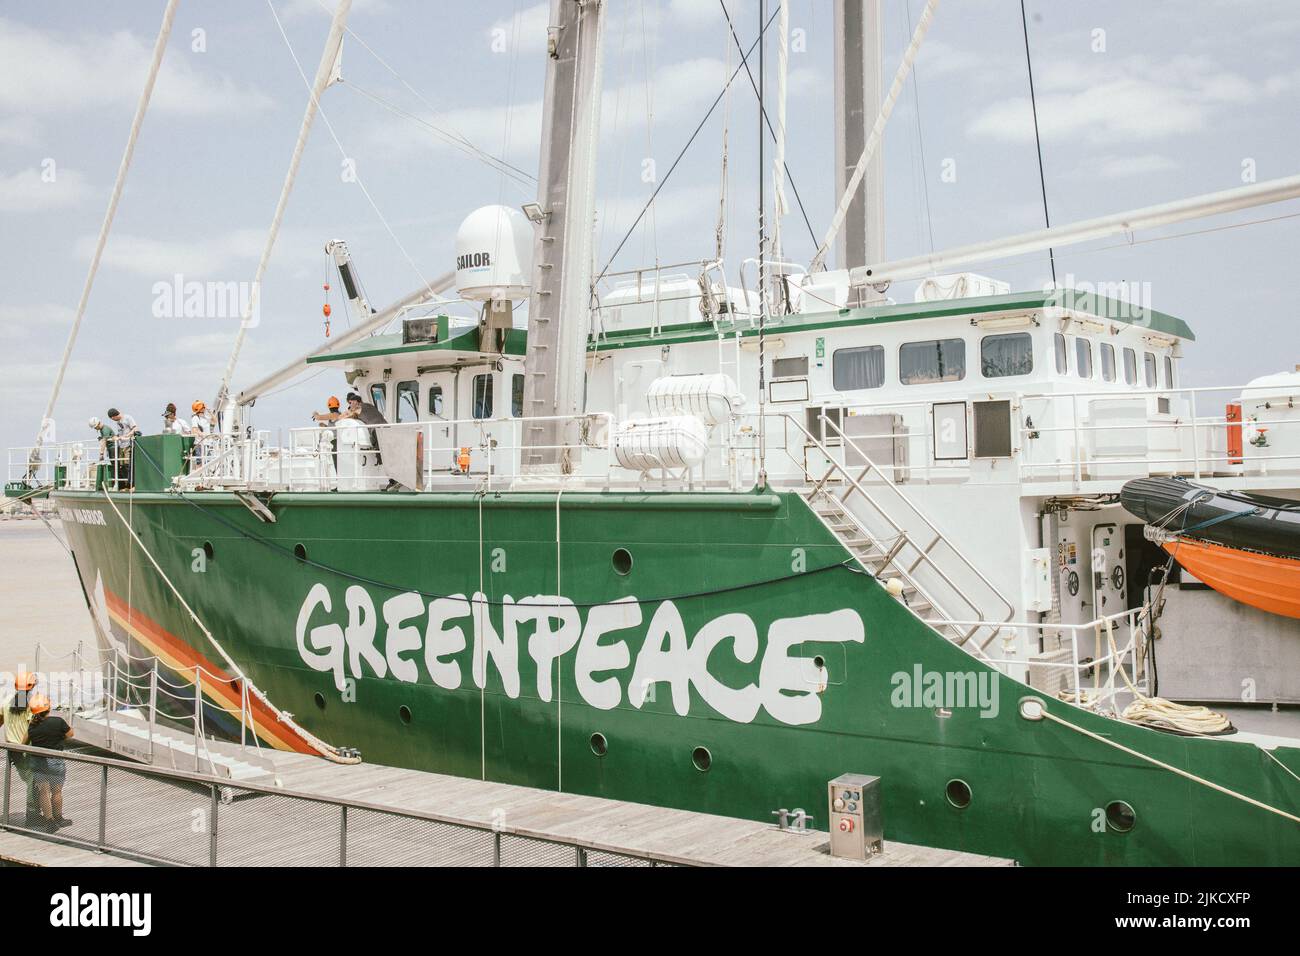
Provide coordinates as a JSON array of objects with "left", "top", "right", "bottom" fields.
[{"left": 0, "top": 743, "right": 683, "bottom": 867}]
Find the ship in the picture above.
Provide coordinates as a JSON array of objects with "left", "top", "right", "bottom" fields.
[{"left": 8, "top": 0, "right": 1300, "bottom": 865}]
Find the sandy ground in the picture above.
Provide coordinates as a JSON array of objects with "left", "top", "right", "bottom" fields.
[{"left": 0, "top": 519, "right": 96, "bottom": 675}]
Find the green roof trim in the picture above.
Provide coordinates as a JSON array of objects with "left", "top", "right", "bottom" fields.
[
  {"left": 307, "top": 289, "right": 1194, "bottom": 365},
  {"left": 306, "top": 318, "right": 527, "bottom": 364}
]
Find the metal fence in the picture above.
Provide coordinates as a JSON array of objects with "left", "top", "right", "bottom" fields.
[{"left": 0, "top": 742, "right": 682, "bottom": 867}]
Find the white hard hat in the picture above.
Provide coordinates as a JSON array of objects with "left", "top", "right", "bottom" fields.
[{"left": 88, "top": 416, "right": 102, "bottom": 428}]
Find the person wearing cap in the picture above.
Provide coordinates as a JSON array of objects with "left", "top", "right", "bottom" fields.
[
  {"left": 189, "top": 400, "right": 215, "bottom": 467},
  {"left": 106, "top": 408, "right": 138, "bottom": 489},
  {"left": 2, "top": 673, "right": 39, "bottom": 825},
  {"left": 26, "top": 693, "right": 73, "bottom": 831},
  {"left": 162, "top": 403, "right": 189, "bottom": 436},
  {"left": 89, "top": 416, "right": 114, "bottom": 461},
  {"left": 312, "top": 395, "right": 344, "bottom": 424}
]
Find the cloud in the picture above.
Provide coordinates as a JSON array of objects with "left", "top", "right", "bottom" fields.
[
  {"left": 1094, "top": 154, "right": 1180, "bottom": 180},
  {"left": 487, "top": 2, "right": 552, "bottom": 55},
  {"left": 0, "top": 17, "right": 271, "bottom": 117},
  {"left": 71, "top": 227, "right": 326, "bottom": 281},
  {"left": 0, "top": 115, "right": 39, "bottom": 147},
  {"left": 280, "top": 0, "right": 391, "bottom": 20},
  {"left": 967, "top": 54, "right": 1258, "bottom": 146},
  {"left": 0, "top": 167, "right": 92, "bottom": 213}
]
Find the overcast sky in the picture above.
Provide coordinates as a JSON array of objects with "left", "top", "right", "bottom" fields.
[{"left": 3, "top": 0, "right": 1299, "bottom": 461}]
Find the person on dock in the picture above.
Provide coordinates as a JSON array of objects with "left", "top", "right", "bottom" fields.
[
  {"left": 26, "top": 693, "right": 72, "bottom": 832},
  {"left": 1, "top": 673, "right": 39, "bottom": 826}
]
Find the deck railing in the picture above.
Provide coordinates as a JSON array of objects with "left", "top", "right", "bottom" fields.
[{"left": 0, "top": 741, "right": 680, "bottom": 867}]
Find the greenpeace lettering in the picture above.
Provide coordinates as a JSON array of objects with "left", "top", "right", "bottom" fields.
[{"left": 294, "top": 584, "right": 865, "bottom": 726}]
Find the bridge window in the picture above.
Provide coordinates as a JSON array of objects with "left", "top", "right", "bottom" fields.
[
  {"left": 1054, "top": 333, "right": 1068, "bottom": 375},
  {"left": 472, "top": 374, "right": 494, "bottom": 419},
  {"left": 369, "top": 384, "right": 386, "bottom": 417},
  {"left": 1100, "top": 343, "right": 1116, "bottom": 382},
  {"left": 396, "top": 380, "right": 419, "bottom": 423},
  {"left": 1075, "top": 337, "right": 1093, "bottom": 379},
  {"left": 1163, "top": 355, "right": 1175, "bottom": 389},
  {"left": 832, "top": 345, "right": 885, "bottom": 391},
  {"left": 512, "top": 374, "right": 525, "bottom": 417},
  {"left": 900, "top": 338, "right": 965, "bottom": 385},
  {"left": 1144, "top": 352, "right": 1157, "bottom": 388},
  {"left": 1123, "top": 347, "right": 1138, "bottom": 386},
  {"left": 427, "top": 385, "right": 444, "bottom": 418},
  {"left": 980, "top": 332, "right": 1032, "bottom": 378}
]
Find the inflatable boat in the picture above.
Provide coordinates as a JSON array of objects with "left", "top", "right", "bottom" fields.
[{"left": 1120, "top": 476, "right": 1300, "bottom": 618}]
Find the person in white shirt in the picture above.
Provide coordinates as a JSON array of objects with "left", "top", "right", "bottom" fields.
[{"left": 162, "top": 404, "right": 189, "bottom": 435}]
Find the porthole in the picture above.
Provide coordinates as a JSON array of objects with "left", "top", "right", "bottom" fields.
[
  {"left": 399, "top": 705, "right": 412, "bottom": 725},
  {"left": 294, "top": 543, "right": 308, "bottom": 562},
  {"left": 612, "top": 548, "right": 633, "bottom": 576},
  {"left": 1106, "top": 800, "right": 1136, "bottom": 833},
  {"left": 314, "top": 692, "right": 326, "bottom": 711},
  {"left": 589, "top": 732, "right": 608, "bottom": 757},
  {"left": 202, "top": 541, "right": 214, "bottom": 561},
  {"left": 945, "top": 778, "right": 972, "bottom": 809},
  {"left": 692, "top": 746, "right": 712, "bottom": 772}
]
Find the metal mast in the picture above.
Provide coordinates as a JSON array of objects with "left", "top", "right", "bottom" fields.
[
  {"left": 520, "top": 0, "right": 606, "bottom": 474},
  {"left": 833, "top": 0, "right": 884, "bottom": 271}
]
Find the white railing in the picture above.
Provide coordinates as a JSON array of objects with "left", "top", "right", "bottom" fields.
[
  {"left": 797, "top": 382, "right": 1300, "bottom": 489},
  {"left": 929, "top": 603, "right": 1152, "bottom": 716}
]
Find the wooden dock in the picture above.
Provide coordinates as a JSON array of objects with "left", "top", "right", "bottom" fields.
[
  {"left": 0, "top": 742, "right": 1011, "bottom": 867},
  {"left": 260, "top": 753, "right": 1012, "bottom": 867}
]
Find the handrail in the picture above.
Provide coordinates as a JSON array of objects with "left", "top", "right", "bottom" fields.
[
  {"left": 819, "top": 413, "right": 1017, "bottom": 626},
  {"left": 763, "top": 410, "right": 1007, "bottom": 652},
  {"left": 0, "top": 740, "right": 686, "bottom": 867}
]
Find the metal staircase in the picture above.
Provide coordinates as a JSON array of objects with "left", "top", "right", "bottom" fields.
[
  {"left": 69, "top": 706, "right": 277, "bottom": 789},
  {"left": 785, "top": 414, "right": 1017, "bottom": 658}
]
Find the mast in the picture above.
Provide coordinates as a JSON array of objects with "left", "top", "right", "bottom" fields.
[
  {"left": 520, "top": 0, "right": 606, "bottom": 474},
  {"left": 833, "top": 0, "right": 884, "bottom": 271}
]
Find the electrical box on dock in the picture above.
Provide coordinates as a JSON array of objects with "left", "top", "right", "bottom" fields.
[{"left": 828, "top": 773, "right": 883, "bottom": 861}]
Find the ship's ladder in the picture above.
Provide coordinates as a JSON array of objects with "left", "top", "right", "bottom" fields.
[{"left": 794, "top": 413, "right": 1017, "bottom": 659}]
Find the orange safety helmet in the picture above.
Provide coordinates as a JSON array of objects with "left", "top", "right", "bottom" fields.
[
  {"left": 13, "top": 672, "right": 36, "bottom": 692},
  {"left": 192, "top": 400, "right": 206, "bottom": 414},
  {"left": 28, "top": 693, "right": 50, "bottom": 716},
  {"left": 327, "top": 395, "right": 341, "bottom": 410}
]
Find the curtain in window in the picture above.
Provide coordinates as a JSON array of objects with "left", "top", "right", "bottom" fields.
[
  {"left": 901, "top": 339, "right": 965, "bottom": 384},
  {"left": 833, "top": 346, "right": 884, "bottom": 390},
  {"left": 980, "top": 333, "right": 1033, "bottom": 378}
]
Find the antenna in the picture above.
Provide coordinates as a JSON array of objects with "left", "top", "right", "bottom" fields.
[{"left": 756, "top": 0, "right": 769, "bottom": 488}]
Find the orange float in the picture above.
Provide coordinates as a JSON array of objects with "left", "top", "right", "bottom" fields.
[{"left": 1163, "top": 536, "right": 1300, "bottom": 619}]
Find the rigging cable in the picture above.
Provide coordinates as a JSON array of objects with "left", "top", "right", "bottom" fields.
[
  {"left": 309, "top": 0, "right": 536, "bottom": 186},
  {"left": 594, "top": 5, "right": 782, "bottom": 285},
  {"left": 904, "top": 0, "right": 936, "bottom": 255},
  {"left": 216, "top": 0, "right": 355, "bottom": 411},
  {"left": 718, "top": 0, "right": 817, "bottom": 251},
  {"left": 1020, "top": 0, "right": 1056, "bottom": 286},
  {"left": 33, "top": 0, "right": 180, "bottom": 453}
]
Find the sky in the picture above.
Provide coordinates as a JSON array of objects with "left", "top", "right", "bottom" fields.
[{"left": 2, "top": 0, "right": 1299, "bottom": 464}]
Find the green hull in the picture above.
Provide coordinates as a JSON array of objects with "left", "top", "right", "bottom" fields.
[{"left": 53, "top": 488, "right": 1300, "bottom": 865}]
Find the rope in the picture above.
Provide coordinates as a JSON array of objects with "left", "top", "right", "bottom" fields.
[
  {"left": 1097, "top": 618, "right": 1233, "bottom": 735},
  {"left": 1037, "top": 704, "right": 1300, "bottom": 826},
  {"left": 33, "top": 0, "right": 180, "bottom": 453},
  {"left": 809, "top": 0, "right": 939, "bottom": 273},
  {"left": 98, "top": 489, "right": 358, "bottom": 764},
  {"left": 1019, "top": 0, "right": 1056, "bottom": 285}
]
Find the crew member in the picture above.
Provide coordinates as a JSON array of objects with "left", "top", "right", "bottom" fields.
[{"left": 26, "top": 693, "right": 73, "bottom": 832}]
